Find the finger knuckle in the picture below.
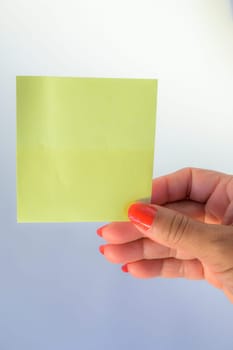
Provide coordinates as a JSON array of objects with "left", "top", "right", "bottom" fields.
[
  {"left": 166, "top": 213, "right": 190, "bottom": 246},
  {"left": 141, "top": 238, "right": 152, "bottom": 259}
]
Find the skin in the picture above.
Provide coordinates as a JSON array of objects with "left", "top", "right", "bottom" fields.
[{"left": 99, "top": 168, "right": 233, "bottom": 303}]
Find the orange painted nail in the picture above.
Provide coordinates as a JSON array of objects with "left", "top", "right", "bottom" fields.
[
  {"left": 121, "top": 264, "right": 128, "bottom": 273},
  {"left": 128, "top": 203, "right": 157, "bottom": 231},
  {"left": 96, "top": 224, "right": 108, "bottom": 237},
  {"left": 99, "top": 245, "right": 105, "bottom": 255}
]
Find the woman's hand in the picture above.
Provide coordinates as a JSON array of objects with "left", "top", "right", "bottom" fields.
[{"left": 97, "top": 168, "right": 233, "bottom": 303}]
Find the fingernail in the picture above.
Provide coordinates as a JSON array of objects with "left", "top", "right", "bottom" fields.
[
  {"left": 99, "top": 245, "right": 105, "bottom": 255},
  {"left": 96, "top": 224, "right": 108, "bottom": 237},
  {"left": 128, "top": 203, "right": 157, "bottom": 231},
  {"left": 121, "top": 264, "right": 128, "bottom": 273}
]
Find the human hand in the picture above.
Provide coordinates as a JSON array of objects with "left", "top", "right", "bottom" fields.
[{"left": 97, "top": 168, "right": 233, "bottom": 303}]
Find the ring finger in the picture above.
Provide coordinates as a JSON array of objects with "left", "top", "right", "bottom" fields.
[{"left": 101, "top": 238, "right": 194, "bottom": 264}]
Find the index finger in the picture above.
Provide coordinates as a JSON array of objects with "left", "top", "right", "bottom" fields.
[{"left": 151, "top": 167, "right": 226, "bottom": 205}]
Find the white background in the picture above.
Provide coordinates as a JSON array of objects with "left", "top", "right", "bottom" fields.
[{"left": 1, "top": 1, "right": 233, "bottom": 349}]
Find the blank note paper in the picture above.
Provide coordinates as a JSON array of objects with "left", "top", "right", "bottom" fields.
[{"left": 16, "top": 76, "right": 157, "bottom": 222}]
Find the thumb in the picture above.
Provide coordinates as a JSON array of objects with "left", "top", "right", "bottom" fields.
[{"left": 127, "top": 202, "right": 232, "bottom": 261}]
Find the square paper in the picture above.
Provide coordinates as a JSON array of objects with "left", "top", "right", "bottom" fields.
[{"left": 16, "top": 76, "right": 157, "bottom": 222}]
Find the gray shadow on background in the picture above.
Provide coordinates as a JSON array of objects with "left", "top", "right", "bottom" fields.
[{"left": 230, "top": 0, "right": 233, "bottom": 16}]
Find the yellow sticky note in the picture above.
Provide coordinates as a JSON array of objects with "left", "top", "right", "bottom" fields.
[{"left": 16, "top": 76, "right": 157, "bottom": 222}]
